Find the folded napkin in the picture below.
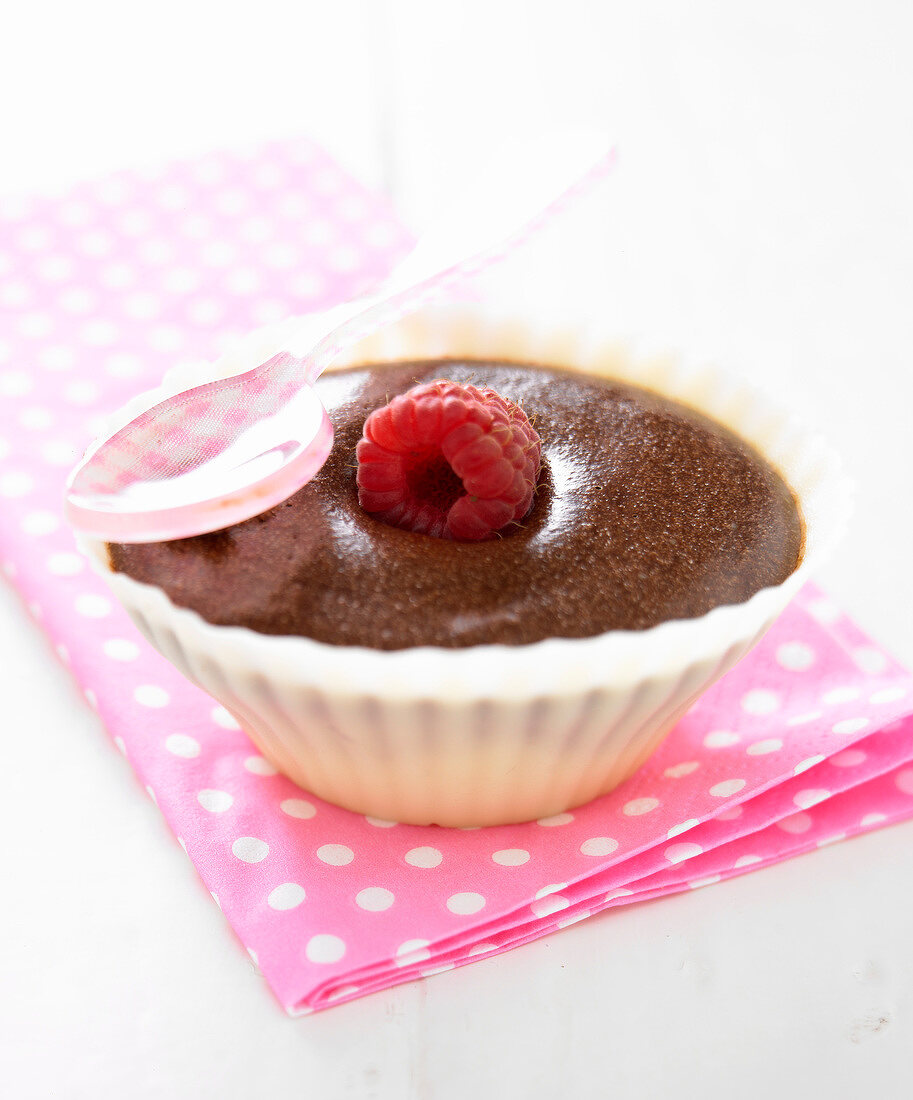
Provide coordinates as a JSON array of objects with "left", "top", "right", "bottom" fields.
[{"left": 1, "top": 140, "right": 911, "bottom": 1015}]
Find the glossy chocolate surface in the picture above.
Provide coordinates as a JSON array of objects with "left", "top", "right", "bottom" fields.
[{"left": 109, "top": 360, "right": 803, "bottom": 649}]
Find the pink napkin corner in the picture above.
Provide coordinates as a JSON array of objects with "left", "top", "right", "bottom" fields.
[{"left": 1, "top": 138, "right": 912, "bottom": 1014}]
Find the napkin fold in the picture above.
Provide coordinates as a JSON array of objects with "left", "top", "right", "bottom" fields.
[{"left": 1, "top": 139, "right": 911, "bottom": 1015}]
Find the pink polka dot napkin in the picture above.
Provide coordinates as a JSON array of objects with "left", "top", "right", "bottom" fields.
[{"left": 1, "top": 140, "right": 912, "bottom": 1015}]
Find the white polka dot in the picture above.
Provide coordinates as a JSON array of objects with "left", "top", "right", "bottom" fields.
[
  {"left": 214, "top": 189, "right": 248, "bottom": 216},
  {"left": 201, "top": 241, "right": 238, "bottom": 268},
  {"left": 830, "top": 749, "right": 867, "bottom": 767},
  {"left": 81, "top": 321, "right": 119, "bottom": 348},
  {"left": 823, "top": 686, "right": 860, "bottom": 705},
  {"left": 165, "top": 734, "right": 200, "bottom": 758},
  {"left": 99, "top": 262, "right": 136, "bottom": 288},
  {"left": 251, "top": 299, "right": 289, "bottom": 325},
  {"left": 794, "top": 754, "right": 826, "bottom": 775},
  {"left": 148, "top": 324, "right": 184, "bottom": 352},
  {"left": 157, "top": 184, "right": 190, "bottom": 209},
  {"left": 84, "top": 688, "right": 97, "bottom": 709},
  {"left": 268, "top": 882, "right": 306, "bottom": 910},
  {"left": 534, "top": 883, "right": 568, "bottom": 899},
  {"left": 787, "top": 711, "right": 822, "bottom": 727},
  {"left": 734, "top": 854, "right": 763, "bottom": 868},
  {"left": 794, "top": 788, "right": 831, "bottom": 809},
  {"left": 19, "top": 406, "right": 54, "bottom": 430},
  {"left": 18, "top": 225, "right": 51, "bottom": 251},
  {"left": 75, "top": 593, "right": 111, "bottom": 618},
  {"left": 467, "top": 942, "right": 498, "bottom": 956},
  {"left": 703, "top": 730, "right": 740, "bottom": 748},
  {"left": 869, "top": 686, "right": 906, "bottom": 705},
  {"left": 180, "top": 214, "right": 211, "bottom": 239},
  {"left": 447, "top": 892, "right": 486, "bottom": 915},
  {"left": 102, "top": 637, "right": 139, "bottom": 661},
  {"left": 605, "top": 888, "right": 634, "bottom": 902},
  {"left": 395, "top": 940, "right": 431, "bottom": 966},
  {"left": 291, "top": 270, "right": 325, "bottom": 299},
  {"left": 492, "top": 848, "right": 530, "bottom": 866},
  {"left": 123, "top": 291, "right": 161, "bottom": 319},
  {"left": 0, "top": 283, "right": 31, "bottom": 309},
  {"left": 38, "top": 346, "right": 74, "bottom": 371},
  {"left": 198, "top": 789, "right": 233, "bottom": 813},
  {"left": 356, "top": 887, "right": 395, "bottom": 912},
  {"left": 145, "top": 785, "right": 158, "bottom": 805},
  {"left": 113, "top": 736, "right": 126, "bottom": 755},
  {"left": 263, "top": 242, "right": 299, "bottom": 269},
  {"left": 579, "top": 837, "right": 619, "bottom": 857},
  {"left": 808, "top": 597, "right": 840, "bottom": 624},
  {"left": 664, "top": 760, "right": 700, "bottom": 778},
  {"left": 36, "top": 255, "right": 74, "bottom": 281},
  {"left": 77, "top": 230, "right": 114, "bottom": 256},
  {"left": 305, "top": 934, "right": 345, "bottom": 963},
  {"left": 224, "top": 267, "right": 261, "bottom": 294},
  {"left": 818, "top": 833, "right": 848, "bottom": 848},
  {"left": 689, "top": 875, "right": 722, "bottom": 890},
  {"left": 709, "top": 779, "right": 746, "bottom": 798},
  {"left": 134, "top": 684, "right": 169, "bottom": 708},
  {"left": 623, "top": 797, "right": 660, "bottom": 816},
  {"left": 405, "top": 846, "right": 443, "bottom": 868},
  {"left": 253, "top": 163, "right": 285, "bottom": 189},
  {"left": 667, "top": 818, "right": 700, "bottom": 838},
  {"left": 530, "top": 894, "right": 570, "bottom": 918},
  {"left": 777, "top": 812, "right": 813, "bottom": 834},
  {"left": 161, "top": 267, "right": 200, "bottom": 293},
  {"left": 47, "top": 552, "right": 84, "bottom": 576},
  {"left": 211, "top": 705, "right": 239, "bottom": 729},
  {"left": 58, "top": 288, "right": 96, "bottom": 314},
  {"left": 747, "top": 738, "right": 783, "bottom": 755},
  {"left": 832, "top": 718, "right": 869, "bottom": 736},
  {"left": 861, "top": 812, "right": 887, "bottom": 827},
  {"left": 896, "top": 769, "right": 913, "bottom": 796},
  {"left": 665, "top": 842, "right": 703, "bottom": 864},
  {"left": 421, "top": 963, "right": 455, "bottom": 977},
  {"left": 741, "top": 689, "right": 780, "bottom": 715},
  {"left": 63, "top": 381, "right": 99, "bottom": 406},
  {"left": 20, "top": 312, "right": 54, "bottom": 339},
  {"left": 0, "top": 472, "right": 33, "bottom": 498},
  {"left": 105, "top": 352, "right": 143, "bottom": 378},
  {"left": 536, "top": 812, "right": 574, "bottom": 826},
  {"left": 717, "top": 805, "right": 744, "bottom": 821},
  {"left": 280, "top": 798, "right": 316, "bottom": 820},
  {"left": 2, "top": 560, "right": 16, "bottom": 578},
  {"left": 187, "top": 298, "right": 224, "bottom": 326},
  {"left": 55, "top": 643, "right": 69, "bottom": 664},
  {"left": 557, "top": 911, "right": 591, "bottom": 929},
  {"left": 316, "top": 844, "right": 354, "bottom": 866},
  {"left": 364, "top": 816, "right": 397, "bottom": 828},
  {"left": 853, "top": 646, "right": 888, "bottom": 674},
  {"left": 138, "top": 239, "right": 174, "bottom": 265},
  {"left": 244, "top": 755, "right": 277, "bottom": 776},
  {"left": 240, "top": 216, "right": 273, "bottom": 243},
  {"left": 232, "top": 836, "right": 269, "bottom": 863},
  {"left": 57, "top": 200, "right": 92, "bottom": 226},
  {"left": 21, "top": 511, "right": 59, "bottom": 535},
  {"left": 0, "top": 434, "right": 7, "bottom": 460}
]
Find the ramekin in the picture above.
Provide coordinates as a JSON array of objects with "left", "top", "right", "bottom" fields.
[{"left": 78, "top": 303, "right": 851, "bottom": 826}]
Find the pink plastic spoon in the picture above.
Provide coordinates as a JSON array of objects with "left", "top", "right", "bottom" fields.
[{"left": 66, "top": 132, "right": 616, "bottom": 543}]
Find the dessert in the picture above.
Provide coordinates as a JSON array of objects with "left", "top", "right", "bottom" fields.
[
  {"left": 107, "top": 360, "right": 803, "bottom": 650},
  {"left": 83, "top": 304, "right": 846, "bottom": 825}
]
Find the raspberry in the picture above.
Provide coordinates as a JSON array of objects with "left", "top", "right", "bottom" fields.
[{"left": 356, "top": 378, "right": 542, "bottom": 541}]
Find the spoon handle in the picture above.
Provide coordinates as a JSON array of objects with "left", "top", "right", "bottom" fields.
[{"left": 287, "top": 130, "right": 616, "bottom": 382}]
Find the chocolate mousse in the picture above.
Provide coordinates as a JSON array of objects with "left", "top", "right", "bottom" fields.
[{"left": 108, "top": 359, "right": 804, "bottom": 649}]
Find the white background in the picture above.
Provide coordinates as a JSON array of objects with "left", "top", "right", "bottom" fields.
[{"left": 2, "top": 2, "right": 912, "bottom": 1097}]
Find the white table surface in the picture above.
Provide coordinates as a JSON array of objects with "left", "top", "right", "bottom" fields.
[{"left": 2, "top": 2, "right": 912, "bottom": 1097}]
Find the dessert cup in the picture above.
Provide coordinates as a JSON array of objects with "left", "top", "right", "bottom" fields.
[{"left": 78, "top": 303, "right": 851, "bottom": 826}]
